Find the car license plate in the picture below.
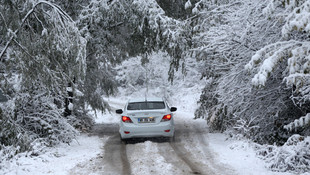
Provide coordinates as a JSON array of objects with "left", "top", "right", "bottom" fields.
[{"left": 138, "top": 117, "right": 155, "bottom": 123}]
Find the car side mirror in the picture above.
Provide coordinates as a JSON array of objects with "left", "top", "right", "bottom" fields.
[
  {"left": 170, "top": 107, "right": 177, "bottom": 112},
  {"left": 116, "top": 109, "right": 123, "bottom": 114}
]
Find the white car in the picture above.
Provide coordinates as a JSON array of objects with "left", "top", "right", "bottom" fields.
[{"left": 116, "top": 97, "right": 177, "bottom": 141}]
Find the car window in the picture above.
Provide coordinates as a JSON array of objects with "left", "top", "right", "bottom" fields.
[{"left": 127, "top": 101, "right": 165, "bottom": 110}]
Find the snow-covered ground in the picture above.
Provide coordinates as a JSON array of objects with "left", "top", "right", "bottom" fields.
[{"left": 1, "top": 134, "right": 107, "bottom": 175}]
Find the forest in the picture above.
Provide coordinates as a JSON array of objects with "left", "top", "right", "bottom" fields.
[{"left": 0, "top": 0, "right": 309, "bottom": 173}]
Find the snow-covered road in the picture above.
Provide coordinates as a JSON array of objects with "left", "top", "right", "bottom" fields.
[
  {"left": 66, "top": 96, "right": 295, "bottom": 175},
  {"left": 69, "top": 110, "right": 236, "bottom": 175},
  {"left": 2, "top": 95, "right": 299, "bottom": 175}
]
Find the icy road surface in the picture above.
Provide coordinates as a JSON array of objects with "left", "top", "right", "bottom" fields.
[{"left": 70, "top": 111, "right": 236, "bottom": 175}]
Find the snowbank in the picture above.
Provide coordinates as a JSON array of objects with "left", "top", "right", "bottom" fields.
[{"left": 0, "top": 134, "right": 106, "bottom": 175}]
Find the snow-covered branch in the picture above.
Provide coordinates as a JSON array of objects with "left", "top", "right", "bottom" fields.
[
  {"left": 256, "top": 134, "right": 310, "bottom": 173},
  {"left": 282, "top": 0, "right": 310, "bottom": 37},
  {"left": 245, "top": 39, "right": 310, "bottom": 109},
  {"left": 0, "top": 0, "right": 73, "bottom": 60},
  {"left": 246, "top": 0, "right": 310, "bottom": 90},
  {"left": 284, "top": 113, "right": 310, "bottom": 132}
]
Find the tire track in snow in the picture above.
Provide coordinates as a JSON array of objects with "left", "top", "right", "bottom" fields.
[
  {"left": 192, "top": 122, "right": 237, "bottom": 175},
  {"left": 169, "top": 141, "right": 202, "bottom": 174},
  {"left": 103, "top": 134, "right": 131, "bottom": 175},
  {"left": 168, "top": 122, "right": 206, "bottom": 175},
  {"left": 157, "top": 141, "right": 194, "bottom": 175},
  {"left": 94, "top": 123, "right": 131, "bottom": 175},
  {"left": 120, "top": 143, "right": 131, "bottom": 175},
  {"left": 127, "top": 140, "right": 181, "bottom": 175},
  {"left": 157, "top": 119, "right": 208, "bottom": 174},
  {"left": 160, "top": 112, "right": 232, "bottom": 175},
  {"left": 74, "top": 124, "right": 131, "bottom": 175}
]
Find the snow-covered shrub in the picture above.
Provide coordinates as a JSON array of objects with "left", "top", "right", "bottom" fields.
[
  {"left": 14, "top": 84, "right": 78, "bottom": 146},
  {"left": 200, "top": 61, "right": 296, "bottom": 144},
  {"left": 115, "top": 56, "right": 147, "bottom": 89},
  {"left": 0, "top": 105, "right": 31, "bottom": 157},
  {"left": 185, "top": 0, "right": 192, "bottom": 10},
  {"left": 282, "top": 0, "right": 310, "bottom": 37},
  {"left": 256, "top": 134, "right": 310, "bottom": 173}
]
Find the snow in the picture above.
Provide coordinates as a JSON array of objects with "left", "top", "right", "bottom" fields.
[
  {"left": 88, "top": 97, "right": 125, "bottom": 124},
  {"left": 127, "top": 141, "right": 176, "bottom": 175},
  {"left": 2, "top": 117, "right": 300, "bottom": 175},
  {"left": 284, "top": 113, "right": 310, "bottom": 132},
  {"left": 282, "top": 1, "right": 310, "bottom": 37},
  {"left": 171, "top": 110, "right": 290, "bottom": 175},
  {"left": 208, "top": 134, "right": 291, "bottom": 175},
  {"left": 262, "top": 1, "right": 275, "bottom": 16},
  {"left": 185, "top": 0, "right": 192, "bottom": 10},
  {"left": 92, "top": 109, "right": 119, "bottom": 124},
  {"left": 1, "top": 134, "right": 107, "bottom": 175},
  {"left": 68, "top": 102, "right": 73, "bottom": 110},
  {"left": 41, "top": 28, "right": 48, "bottom": 36},
  {"left": 245, "top": 40, "right": 310, "bottom": 88},
  {"left": 192, "top": 6, "right": 199, "bottom": 14},
  {"left": 306, "top": 113, "right": 310, "bottom": 124}
]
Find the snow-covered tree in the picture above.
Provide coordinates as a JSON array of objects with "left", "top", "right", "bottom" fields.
[
  {"left": 133, "top": 0, "right": 194, "bottom": 82},
  {"left": 245, "top": 0, "right": 310, "bottom": 136},
  {"left": 246, "top": 0, "right": 310, "bottom": 99},
  {"left": 0, "top": 0, "right": 87, "bottom": 156},
  {"left": 193, "top": 0, "right": 310, "bottom": 145}
]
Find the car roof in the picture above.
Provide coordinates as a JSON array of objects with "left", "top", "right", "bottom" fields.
[{"left": 128, "top": 97, "right": 164, "bottom": 103}]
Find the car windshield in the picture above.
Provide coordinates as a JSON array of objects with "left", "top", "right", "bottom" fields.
[{"left": 127, "top": 101, "right": 165, "bottom": 110}]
